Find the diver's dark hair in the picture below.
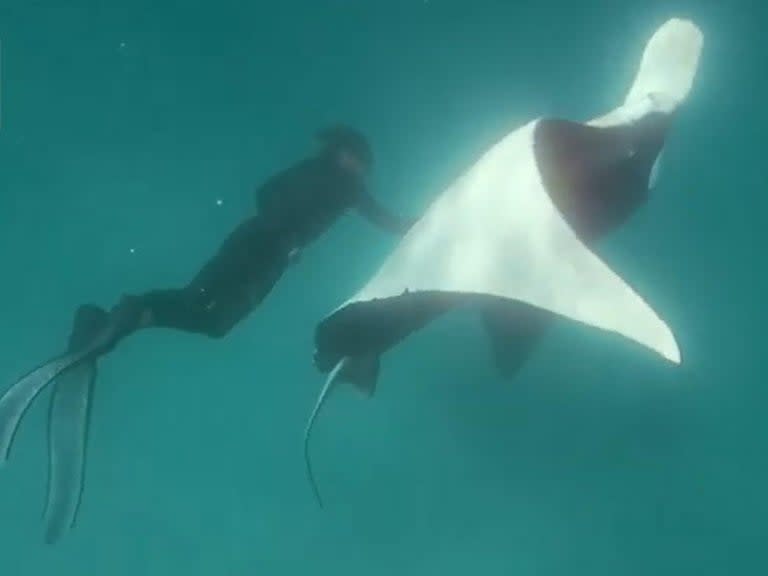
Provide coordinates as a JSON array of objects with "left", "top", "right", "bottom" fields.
[{"left": 316, "top": 124, "right": 373, "bottom": 168}]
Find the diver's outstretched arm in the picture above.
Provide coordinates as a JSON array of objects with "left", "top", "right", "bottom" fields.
[{"left": 357, "top": 191, "right": 416, "bottom": 235}]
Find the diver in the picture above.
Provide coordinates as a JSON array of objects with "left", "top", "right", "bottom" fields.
[
  {"left": 84, "top": 124, "right": 415, "bottom": 353},
  {"left": 0, "top": 124, "right": 416, "bottom": 543},
  {"left": 96, "top": 126, "right": 415, "bottom": 346},
  {"left": 0, "top": 124, "right": 415, "bottom": 466}
]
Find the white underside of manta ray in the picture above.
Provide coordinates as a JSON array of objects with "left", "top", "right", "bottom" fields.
[{"left": 304, "top": 18, "right": 704, "bottom": 505}]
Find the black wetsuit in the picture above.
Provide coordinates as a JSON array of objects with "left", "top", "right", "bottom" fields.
[{"left": 116, "top": 150, "right": 410, "bottom": 340}]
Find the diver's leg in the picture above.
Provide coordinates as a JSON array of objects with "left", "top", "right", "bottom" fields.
[
  {"left": 109, "top": 289, "right": 207, "bottom": 336},
  {"left": 68, "top": 305, "right": 111, "bottom": 353},
  {"left": 120, "top": 284, "right": 260, "bottom": 339},
  {"left": 102, "top": 215, "right": 290, "bottom": 347}
]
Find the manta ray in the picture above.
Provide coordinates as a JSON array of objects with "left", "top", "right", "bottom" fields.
[{"left": 304, "top": 18, "right": 704, "bottom": 506}]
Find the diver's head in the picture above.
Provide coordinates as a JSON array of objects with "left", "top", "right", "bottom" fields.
[{"left": 316, "top": 124, "right": 373, "bottom": 177}]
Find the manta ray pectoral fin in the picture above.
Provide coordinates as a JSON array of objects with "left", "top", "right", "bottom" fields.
[
  {"left": 304, "top": 358, "right": 350, "bottom": 508},
  {"left": 624, "top": 19, "right": 703, "bottom": 111},
  {"left": 590, "top": 18, "right": 703, "bottom": 128}
]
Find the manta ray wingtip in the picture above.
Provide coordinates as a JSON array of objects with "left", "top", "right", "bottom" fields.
[
  {"left": 659, "top": 324, "right": 682, "bottom": 365},
  {"left": 667, "top": 343, "right": 682, "bottom": 365}
]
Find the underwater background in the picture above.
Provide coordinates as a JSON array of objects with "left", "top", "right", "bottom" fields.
[{"left": 0, "top": 0, "right": 764, "bottom": 574}]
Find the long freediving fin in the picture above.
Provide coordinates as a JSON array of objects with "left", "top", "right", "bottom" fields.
[
  {"left": 43, "top": 359, "right": 97, "bottom": 544},
  {"left": 42, "top": 304, "right": 108, "bottom": 544},
  {"left": 304, "top": 357, "right": 349, "bottom": 508},
  {"left": 0, "top": 353, "right": 89, "bottom": 464},
  {"left": 0, "top": 316, "right": 114, "bottom": 464}
]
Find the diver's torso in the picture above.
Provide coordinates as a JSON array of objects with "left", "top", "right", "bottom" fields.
[{"left": 256, "top": 155, "right": 364, "bottom": 248}]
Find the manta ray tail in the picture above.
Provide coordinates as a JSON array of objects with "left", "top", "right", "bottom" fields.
[{"left": 304, "top": 357, "right": 349, "bottom": 508}]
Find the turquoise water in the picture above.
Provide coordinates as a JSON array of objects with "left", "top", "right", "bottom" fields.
[{"left": 0, "top": 1, "right": 764, "bottom": 574}]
